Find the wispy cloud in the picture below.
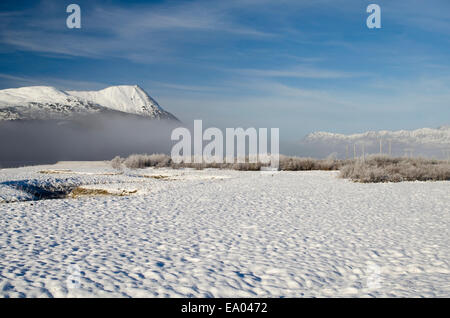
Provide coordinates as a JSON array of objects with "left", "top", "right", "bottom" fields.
[
  {"left": 147, "top": 81, "right": 224, "bottom": 93},
  {"left": 231, "top": 66, "right": 364, "bottom": 79},
  {"left": 0, "top": 73, "right": 107, "bottom": 90},
  {"left": 0, "top": 0, "right": 275, "bottom": 61},
  {"left": 385, "top": 0, "right": 450, "bottom": 35}
]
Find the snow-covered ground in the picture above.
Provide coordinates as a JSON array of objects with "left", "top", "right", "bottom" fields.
[{"left": 0, "top": 162, "right": 449, "bottom": 297}]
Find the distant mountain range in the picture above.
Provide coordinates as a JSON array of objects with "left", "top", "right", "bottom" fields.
[
  {"left": 0, "top": 85, "right": 178, "bottom": 121},
  {"left": 301, "top": 126, "right": 450, "bottom": 159},
  {"left": 1, "top": 85, "right": 449, "bottom": 161}
]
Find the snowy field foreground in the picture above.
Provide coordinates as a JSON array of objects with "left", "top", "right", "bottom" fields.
[{"left": 0, "top": 161, "right": 449, "bottom": 297}]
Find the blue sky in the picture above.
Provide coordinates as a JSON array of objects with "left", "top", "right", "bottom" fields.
[{"left": 0, "top": 0, "right": 449, "bottom": 142}]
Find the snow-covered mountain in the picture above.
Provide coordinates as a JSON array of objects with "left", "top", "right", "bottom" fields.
[
  {"left": 301, "top": 126, "right": 450, "bottom": 159},
  {"left": 0, "top": 85, "right": 177, "bottom": 121}
]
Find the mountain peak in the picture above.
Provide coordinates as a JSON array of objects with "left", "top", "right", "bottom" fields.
[
  {"left": 0, "top": 85, "right": 177, "bottom": 121},
  {"left": 68, "top": 85, "right": 169, "bottom": 118}
]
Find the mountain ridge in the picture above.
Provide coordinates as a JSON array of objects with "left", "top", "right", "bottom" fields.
[{"left": 0, "top": 85, "right": 178, "bottom": 121}]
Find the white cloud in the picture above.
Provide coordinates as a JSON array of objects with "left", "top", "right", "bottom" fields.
[
  {"left": 0, "top": 0, "right": 274, "bottom": 61},
  {"left": 231, "top": 66, "right": 364, "bottom": 79}
]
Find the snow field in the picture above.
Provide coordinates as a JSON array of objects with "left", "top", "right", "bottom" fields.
[{"left": 0, "top": 162, "right": 449, "bottom": 297}]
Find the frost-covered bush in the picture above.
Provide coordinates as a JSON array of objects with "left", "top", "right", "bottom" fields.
[
  {"left": 116, "top": 153, "right": 343, "bottom": 171},
  {"left": 112, "top": 153, "right": 450, "bottom": 183},
  {"left": 231, "top": 162, "right": 263, "bottom": 171},
  {"left": 339, "top": 155, "right": 450, "bottom": 182},
  {"left": 110, "top": 156, "right": 123, "bottom": 170},
  {"left": 123, "top": 154, "right": 172, "bottom": 169},
  {"left": 278, "top": 155, "right": 342, "bottom": 171}
]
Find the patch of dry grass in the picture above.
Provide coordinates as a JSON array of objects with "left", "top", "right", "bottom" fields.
[
  {"left": 69, "top": 187, "right": 137, "bottom": 197},
  {"left": 69, "top": 187, "right": 112, "bottom": 197},
  {"left": 142, "top": 175, "right": 171, "bottom": 180},
  {"left": 39, "top": 169, "right": 73, "bottom": 174}
]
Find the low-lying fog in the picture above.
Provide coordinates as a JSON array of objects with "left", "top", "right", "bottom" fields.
[{"left": 0, "top": 115, "right": 179, "bottom": 168}]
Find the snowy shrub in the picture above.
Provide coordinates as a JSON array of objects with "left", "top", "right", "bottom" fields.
[
  {"left": 112, "top": 153, "right": 449, "bottom": 182},
  {"left": 110, "top": 156, "right": 123, "bottom": 170},
  {"left": 231, "top": 162, "right": 263, "bottom": 171},
  {"left": 117, "top": 153, "right": 343, "bottom": 171},
  {"left": 278, "top": 155, "right": 342, "bottom": 171},
  {"left": 123, "top": 154, "right": 172, "bottom": 169},
  {"left": 339, "top": 155, "right": 450, "bottom": 182}
]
